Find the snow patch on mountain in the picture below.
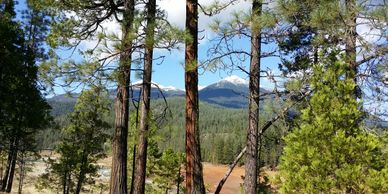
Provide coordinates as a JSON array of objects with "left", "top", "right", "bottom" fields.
[
  {"left": 159, "top": 85, "right": 180, "bottom": 91},
  {"left": 218, "top": 75, "right": 248, "bottom": 85},
  {"left": 132, "top": 80, "right": 182, "bottom": 91}
]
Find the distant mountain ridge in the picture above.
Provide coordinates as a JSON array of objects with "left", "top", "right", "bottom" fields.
[{"left": 48, "top": 75, "right": 269, "bottom": 109}]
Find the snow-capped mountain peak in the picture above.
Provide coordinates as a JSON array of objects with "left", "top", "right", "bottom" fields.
[
  {"left": 198, "top": 85, "right": 206, "bottom": 91},
  {"left": 220, "top": 75, "right": 248, "bottom": 85},
  {"left": 158, "top": 85, "right": 180, "bottom": 91},
  {"left": 132, "top": 80, "right": 182, "bottom": 91}
]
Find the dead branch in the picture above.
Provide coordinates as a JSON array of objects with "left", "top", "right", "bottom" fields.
[{"left": 214, "top": 90, "right": 312, "bottom": 193}]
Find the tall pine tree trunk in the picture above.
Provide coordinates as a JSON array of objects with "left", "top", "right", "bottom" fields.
[
  {"left": 244, "top": 1, "right": 262, "bottom": 193},
  {"left": 345, "top": 2, "right": 359, "bottom": 193},
  {"left": 176, "top": 167, "right": 181, "bottom": 194},
  {"left": 1, "top": 137, "right": 18, "bottom": 193},
  {"left": 133, "top": 0, "right": 156, "bottom": 193},
  {"left": 110, "top": 0, "right": 134, "bottom": 194},
  {"left": 17, "top": 154, "right": 25, "bottom": 194},
  {"left": 185, "top": 0, "right": 205, "bottom": 193},
  {"left": 65, "top": 171, "right": 71, "bottom": 194},
  {"left": 129, "top": 145, "right": 136, "bottom": 194},
  {"left": 1, "top": 140, "right": 14, "bottom": 191},
  {"left": 63, "top": 170, "right": 67, "bottom": 194},
  {"left": 75, "top": 152, "right": 88, "bottom": 194},
  {"left": 345, "top": 0, "right": 358, "bottom": 98},
  {"left": 5, "top": 141, "right": 17, "bottom": 193}
]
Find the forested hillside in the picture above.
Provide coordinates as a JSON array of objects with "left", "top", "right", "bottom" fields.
[{"left": 42, "top": 96, "right": 285, "bottom": 166}]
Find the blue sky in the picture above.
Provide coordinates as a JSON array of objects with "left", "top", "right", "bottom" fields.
[
  {"left": 13, "top": 0, "right": 387, "bottom": 118},
  {"left": 56, "top": 34, "right": 281, "bottom": 92},
  {"left": 136, "top": 0, "right": 281, "bottom": 90},
  {"left": 40, "top": 0, "right": 281, "bottom": 94},
  {"left": 148, "top": 37, "right": 280, "bottom": 90}
]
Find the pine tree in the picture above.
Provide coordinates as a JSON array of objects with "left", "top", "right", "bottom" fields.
[
  {"left": 152, "top": 149, "right": 184, "bottom": 194},
  {"left": 133, "top": 0, "right": 157, "bottom": 192},
  {"left": 0, "top": 1, "right": 51, "bottom": 192},
  {"left": 276, "top": 0, "right": 388, "bottom": 103},
  {"left": 34, "top": 0, "right": 184, "bottom": 191},
  {"left": 245, "top": 0, "right": 263, "bottom": 193},
  {"left": 126, "top": 114, "right": 184, "bottom": 193},
  {"left": 37, "top": 86, "right": 110, "bottom": 194},
  {"left": 278, "top": 55, "right": 388, "bottom": 193}
]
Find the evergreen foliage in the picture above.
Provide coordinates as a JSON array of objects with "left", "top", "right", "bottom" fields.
[
  {"left": 126, "top": 114, "right": 184, "bottom": 193},
  {"left": 42, "top": 96, "right": 287, "bottom": 167},
  {"left": 37, "top": 87, "right": 110, "bottom": 194},
  {"left": 0, "top": 1, "right": 51, "bottom": 192},
  {"left": 278, "top": 56, "right": 388, "bottom": 193}
]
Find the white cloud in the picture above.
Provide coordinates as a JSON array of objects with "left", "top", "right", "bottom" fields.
[
  {"left": 77, "top": 1, "right": 252, "bottom": 56},
  {"left": 158, "top": 0, "right": 251, "bottom": 45}
]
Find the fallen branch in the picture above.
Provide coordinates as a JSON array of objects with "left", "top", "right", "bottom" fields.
[
  {"left": 214, "top": 90, "right": 311, "bottom": 194},
  {"left": 214, "top": 146, "right": 246, "bottom": 194}
]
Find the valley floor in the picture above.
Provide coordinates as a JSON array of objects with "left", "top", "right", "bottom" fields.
[{"left": 10, "top": 153, "right": 276, "bottom": 194}]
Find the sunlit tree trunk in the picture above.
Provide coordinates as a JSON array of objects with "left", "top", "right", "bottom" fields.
[
  {"left": 133, "top": 0, "right": 156, "bottom": 193},
  {"left": 245, "top": 0, "right": 262, "bottom": 193},
  {"left": 110, "top": 0, "right": 135, "bottom": 194},
  {"left": 185, "top": 0, "right": 205, "bottom": 193}
]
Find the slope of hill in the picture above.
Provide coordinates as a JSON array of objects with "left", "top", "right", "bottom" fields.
[
  {"left": 43, "top": 95, "right": 285, "bottom": 166},
  {"left": 48, "top": 75, "right": 270, "bottom": 110}
]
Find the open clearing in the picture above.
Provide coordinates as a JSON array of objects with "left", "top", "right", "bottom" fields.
[{"left": 10, "top": 155, "right": 276, "bottom": 194}]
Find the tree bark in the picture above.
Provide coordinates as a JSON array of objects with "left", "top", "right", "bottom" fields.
[
  {"left": 17, "top": 154, "right": 25, "bottom": 194},
  {"left": 63, "top": 170, "right": 67, "bottom": 194},
  {"left": 75, "top": 152, "right": 88, "bottom": 194},
  {"left": 110, "top": 0, "right": 135, "bottom": 194},
  {"left": 5, "top": 145, "right": 17, "bottom": 193},
  {"left": 133, "top": 0, "right": 156, "bottom": 193},
  {"left": 1, "top": 140, "right": 14, "bottom": 191},
  {"left": 0, "top": 153, "right": 3, "bottom": 186},
  {"left": 66, "top": 170, "right": 71, "bottom": 194},
  {"left": 185, "top": 0, "right": 205, "bottom": 193},
  {"left": 345, "top": 0, "right": 358, "bottom": 98},
  {"left": 1, "top": 137, "right": 18, "bottom": 193},
  {"left": 176, "top": 167, "right": 181, "bottom": 194},
  {"left": 245, "top": 0, "right": 262, "bottom": 193},
  {"left": 129, "top": 145, "right": 136, "bottom": 194}
]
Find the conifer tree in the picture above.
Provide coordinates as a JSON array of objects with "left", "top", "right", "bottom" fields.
[
  {"left": 127, "top": 114, "right": 184, "bottom": 193},
  {"left": 31, "top": 1, "right": 137, "bottom": 192},
  {"left": 0, "top": 1, "right": 51, "bottom": 192},
  {"left": 245, "top": 0, "right": 263, "bottom": 193},
  {"left": 276, "top": 0, "right": 387, "bottom": 106},
  {"left": 278, "top": 54, "right": 388, "bottom": 193},
  {"left": 133, "top": 0, "right": 157, "bottom": 192},
  {"left": 37, "top": 86, "right": 110, "bottom": 194},
  {"left": 35, "top": 0, "right": 183, "bottom": 191}
]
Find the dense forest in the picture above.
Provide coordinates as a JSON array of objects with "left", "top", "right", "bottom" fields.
[
  {"left": 41, "top": 96, "right": 285, "bottom": 166},
  {"left": 1, "top": 0, "right": 387, "bottom": 193}
]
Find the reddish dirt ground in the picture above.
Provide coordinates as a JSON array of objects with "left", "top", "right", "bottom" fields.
[{"left": 202, "top": 163, "right": 244, "bottom": 194}]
